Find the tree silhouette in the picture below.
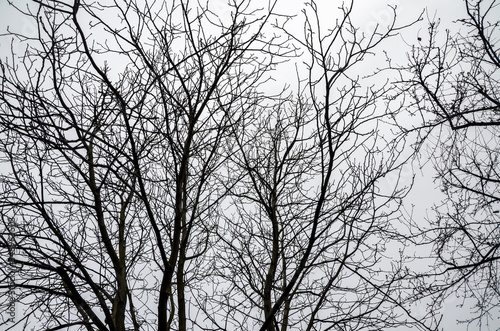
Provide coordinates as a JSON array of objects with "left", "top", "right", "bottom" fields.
[
  {"left": 0, "top": 0, "right": 440, "bottom": 330},
  {"left": 396, "top": 0, "right": 500, "bottom": 328}
]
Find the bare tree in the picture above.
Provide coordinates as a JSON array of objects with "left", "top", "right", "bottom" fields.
[
  {"left": 204, "top": 2, "right": 435, "bottom": 330},
  {"left": 0, "top": 0, "right": 448, "bottom": 331},
  {"left": 0, "top": 1, "right": 286, "bottom": 330},
  {"left": 395, "top": 0, "right": 500, "bottom": 328}
]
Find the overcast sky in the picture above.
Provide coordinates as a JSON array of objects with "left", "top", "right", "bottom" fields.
[{"left": 0, "top": 0, "right": 496, "bottom": 330}]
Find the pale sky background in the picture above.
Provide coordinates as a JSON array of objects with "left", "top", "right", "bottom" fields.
[{"left": 0, "top": 0, "right": 497, "bottom": 330}]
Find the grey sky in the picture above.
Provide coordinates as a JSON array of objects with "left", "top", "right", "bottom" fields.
[{"left": 0, "top": 0, "right": 496, "bottom": 330}]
